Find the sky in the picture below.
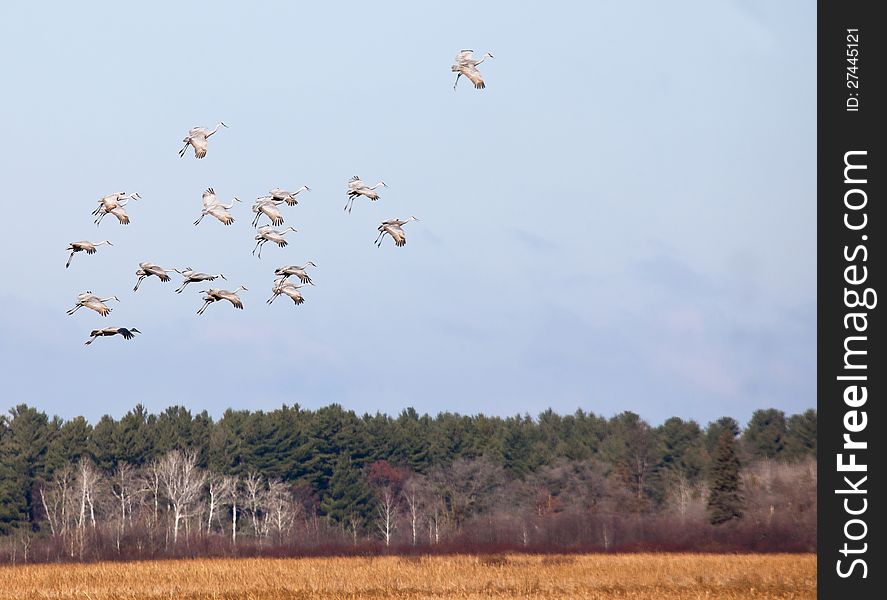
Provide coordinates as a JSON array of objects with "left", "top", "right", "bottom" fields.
[{"left": 0, "top": 1, "right": 816, "bottom": 427}]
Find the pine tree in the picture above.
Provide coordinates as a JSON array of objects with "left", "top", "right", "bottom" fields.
[
  {"left": 707, "top": 431, "right": 743, "bottom": 525},
  {"left": 0, "top": 416, "right": 27, "bottom": 535},
  {"left": 742, "top": 408, "right": 787, "bottom": 460},
  {"left": 785, "top": 409, "right": 817, "bottom": 458},
  {"left": 320, "top": 456, "right": 373, "bottom": 530}
]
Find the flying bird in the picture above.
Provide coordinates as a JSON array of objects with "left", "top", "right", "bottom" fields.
[
  {"left": 93, "top": 192, "right": 141, "bottom": 214},
  {"left": 375, "top": 216, "right": 419, "bottom": 247},
  {"left": 345, "top": 176, "right": 387, "bottom": 213},
  {"left": 93, "top": 192, "right": 140, "bottom": 226},
  {"left": 67, "top": 292, "right": 119, "bottom": 317},
  {"left": 452, "top": 50, "right": 494, "bottom": 90},
  {"left": 133, "top": 262, "right": 175, "bottom": 291},
  {"left": 251, "top": 197, "right": 288, "bottom": 227},
  {"left": 194, "top": 188, "right": 240, "bottom": 226},
  {"left": 253, "top": 226, "right": 297, "bottom": 259},
  {"left": 84, "top": 327, "right": 140, "bottom": 346},
  {"left": 267, "top": 278, "right": 305, "bottom": 306},
  {"left": 179, "top": 122, "right": 227, "bottom": 159},
  {"left": 66, "top": 240, "right": 112, "bottom": 268},
  {"left": 197, "top": 286, "right": 247, "bottom": 315},
  {"left": 173, "top": 268, "right": 226, "bottom": 293},
  {"left": 274, "top": 262, "right": 316, "bottom": 285},
  {"left": 269, "top": 186, "right": 311, "bottom": 206}
]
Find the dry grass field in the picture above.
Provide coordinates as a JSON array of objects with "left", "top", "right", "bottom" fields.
[{"left": 0, "top": 553, "right": 815, "bottom": 599}]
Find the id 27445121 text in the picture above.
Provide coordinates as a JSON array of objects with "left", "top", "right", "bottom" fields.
[{"left": 846, "top": 29, "right": 860, "bottom": 111}]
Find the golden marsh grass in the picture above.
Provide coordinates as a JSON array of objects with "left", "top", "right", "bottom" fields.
[{"left": 0, "top": 553, "right": 816, "bottom": 599}]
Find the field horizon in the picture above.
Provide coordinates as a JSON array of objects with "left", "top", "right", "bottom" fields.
[{"left": 0, "top": 552, "right": 817, "bottom": 599}]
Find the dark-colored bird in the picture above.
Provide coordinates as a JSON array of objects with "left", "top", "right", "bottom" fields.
[{"left": 84, "top": 327, "right": 141, "bottom": 346}]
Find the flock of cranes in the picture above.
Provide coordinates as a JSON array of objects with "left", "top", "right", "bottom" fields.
[{"left": 64, "top": 50, "right": 494, "bottom": 346}]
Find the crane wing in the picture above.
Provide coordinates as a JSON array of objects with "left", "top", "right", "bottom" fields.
[
  {"left": 191, "top": 136, "right": 208, "bottom": 159},
  {"left": 222, "top": 293, "right": 244, "bottom": 309},
  {"left": 461, "top": 65, "right": 486, "bottom": 89},
  {"left": 202, "top": 188, "right": 218, "bottom": 208},
  {"left": 109, "top": 207, "right": 130, "bottom": 224},
  {"left": 209, "top": 206, "right": 235, "bottom": 225},
  {"left": 455, "top": 50, "right": 475, "bottom": 65}
]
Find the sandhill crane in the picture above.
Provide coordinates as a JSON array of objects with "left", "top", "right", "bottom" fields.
[
  {"left": 274, "top": 262, "right": 316, "bottom": 285},
  {"left": 267, "top": 278, "right": 305, "bottom": 306},
  {"left": 376, "top": 216, "right": 419, "bottom": 247},
  {"left": 345, "top": 176, "right": 387, "bottom": 213},
  {"left": 93, "top": 192, "right": 140, "bottom": 226},
  {"left": 251, "top": 197, "right": 288, "bottom": 227},
  {"left": 179, "top": 122, "right": 227, "bottom": 159},
  {"left": 197, "top": 286, "right": 247, "bottom": 315},
  {"left": 173, "top": 268, "right": 226, "bottom": 293},
  {"left": 67, "top": 292, "right": 120, "bottom": 317},
  {"left": 194, "top": 188, "right": 240, "bottom": 226},
  {"left": 94, "top": 192, "right": 141, "bottom": 214},
  {"left": 270, "top": 186, "right": 310, "bottom": 206},
  {"left": 66, "top": 240, "right": 112, "bottom": 268},
  {"left": 452, "top": 50, "right": 494, "bottom": 90},
  {"left": 133, "top": 262, "right": 175, "bottom": 291},
  {"left": 84, "top": 327, "right": 140, "bottom": 346},
  {"left": 253, "top": 226, "right": 297, "bottom": 259}
]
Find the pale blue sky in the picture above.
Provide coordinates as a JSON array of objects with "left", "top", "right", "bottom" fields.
[{"left": 0, "top": 1, "right": 815, "bottom": 426}]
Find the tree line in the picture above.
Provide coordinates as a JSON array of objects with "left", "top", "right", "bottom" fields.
[{"left": 0, "top": 403, "right": 816, "bottom": 562}]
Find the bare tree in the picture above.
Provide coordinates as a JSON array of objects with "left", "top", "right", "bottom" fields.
[
  {"left": 157, "top": 450, "right": 205, "bottom": 545},
  {"left": 243, "top": 471, "right": 265, "bottom": 538},
  {"left": 110, "top": 463, "right": 138, "bottom": 551},
  {"left": 71, "top": 459, "right": 101, "bottom": 559},
  {"left": 264, "top": 479, "right": 296, "bottom": 543},
  {"left": 39, "top": 464, "right": 75, "bottom": 540},
  {"left": 143, "top": 459, "right": 163, "bottom": 532},
  {"left": 433, "top": 457, "right": 504, "bottom": 530},
  {"left": 75, "top": 459, "right": 100, "bottom": 532},
  {"left": 376, "top": 486, "right": 399, "bottom": 546},
  {"left": 225, "top": 475, "right": 240, "bottom": 546},
  {"left": 206, "top": 474, "right": 233, "bottom": 535},
  {"left": 401, "top": 476, "right": 426, "bottom": 546}
]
